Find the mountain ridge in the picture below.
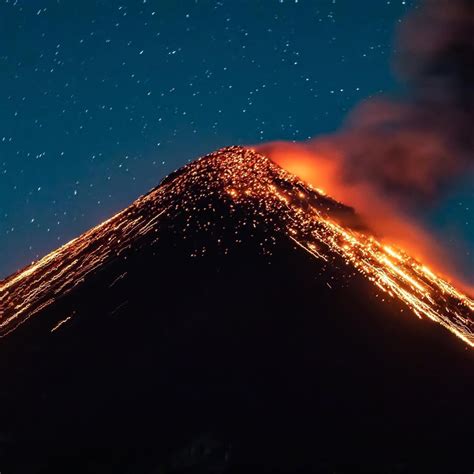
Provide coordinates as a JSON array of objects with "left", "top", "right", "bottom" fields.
[{"left": 1, "top": 145, "right": 472, "bottom": 346}]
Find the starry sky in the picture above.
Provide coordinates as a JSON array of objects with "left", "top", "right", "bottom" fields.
[{"left": 1, "top": 0, "right": 472, "bottom": 280}]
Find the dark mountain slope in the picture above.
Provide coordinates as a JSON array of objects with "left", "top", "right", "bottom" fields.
[{"left": 0, "top": 146, "right": 473, "bottom": 473}]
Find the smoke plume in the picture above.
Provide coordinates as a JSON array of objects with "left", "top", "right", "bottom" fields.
[{"left": 257, "top": 0, "right": 474, "bottom": 286}]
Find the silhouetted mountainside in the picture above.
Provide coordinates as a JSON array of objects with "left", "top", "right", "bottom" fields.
[{"left": 0, "top": 146, "right": 473, "bottom": 473}]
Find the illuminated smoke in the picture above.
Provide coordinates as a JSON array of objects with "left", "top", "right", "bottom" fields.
[{"left": 257, "top": 0, "right": 474, "bottom": 285}]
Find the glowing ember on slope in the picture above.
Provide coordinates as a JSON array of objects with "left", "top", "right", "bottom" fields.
[{"left": 0, "top": 147, "right": 473, "bottom": 347}]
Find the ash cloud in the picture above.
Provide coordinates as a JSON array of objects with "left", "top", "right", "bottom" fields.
[
  {"left": 257, "top": 0, "right": 474, "bottom": 286},
  {"left": 335, "top": 0, "right": 474, "bottom": 204}
]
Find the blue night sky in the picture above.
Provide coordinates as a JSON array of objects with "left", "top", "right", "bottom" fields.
[{"left": 1, "top": 0, "right": 472, "bottom": 279}]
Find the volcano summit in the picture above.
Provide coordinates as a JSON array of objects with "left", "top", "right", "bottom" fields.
[{"left": 0, "top": 146, "right": 473, "bottom": 473}]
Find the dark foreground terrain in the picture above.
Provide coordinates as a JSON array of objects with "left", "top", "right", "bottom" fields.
[{"left": 0, "top": 147, "right": 473, "bottom": 473}]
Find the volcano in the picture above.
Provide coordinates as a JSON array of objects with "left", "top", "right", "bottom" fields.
[{"left": 0, "top": 146, "right": 473, "bottom": 473}]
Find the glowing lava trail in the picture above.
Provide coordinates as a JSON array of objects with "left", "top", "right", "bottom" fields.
[{"left": 0, "top": 146, "right": 473, "bottom": 346}]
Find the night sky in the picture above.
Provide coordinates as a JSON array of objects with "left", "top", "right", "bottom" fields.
[{"left": 1, "top": 0, "right": 472, "bottom": 280}]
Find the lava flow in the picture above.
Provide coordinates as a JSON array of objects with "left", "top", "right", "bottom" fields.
[{"left": 0, "top": 146, "right": 473, "bottom": 346}]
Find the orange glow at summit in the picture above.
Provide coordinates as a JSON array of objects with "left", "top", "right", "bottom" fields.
[{"left": 257, "top": 140, "right": 474, "bottom": 297}]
